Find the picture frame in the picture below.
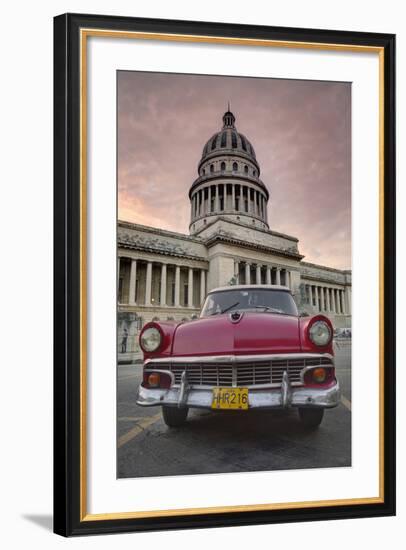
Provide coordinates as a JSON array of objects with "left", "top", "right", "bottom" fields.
[{"left": 53, "top": 12, "right": 396, "bottom": 536}]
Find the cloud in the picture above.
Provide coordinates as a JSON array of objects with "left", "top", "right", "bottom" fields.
[{"left": 118, "top": 72, "right": 351, "bottom": 269}]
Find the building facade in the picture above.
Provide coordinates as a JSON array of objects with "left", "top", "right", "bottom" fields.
[{"left": 118, "top": 109, "right": 351, "bottom": 363}]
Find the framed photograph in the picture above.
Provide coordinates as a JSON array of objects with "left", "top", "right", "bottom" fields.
[{"left": 54, "top": 13, "right": 396, "bottom": 536}]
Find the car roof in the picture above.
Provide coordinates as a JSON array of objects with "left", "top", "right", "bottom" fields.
[{"left": 208, "top": 284, "right": 291, "bottom": 294}]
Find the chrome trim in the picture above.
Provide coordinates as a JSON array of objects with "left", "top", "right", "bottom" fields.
[
  {"left": 145, "top": 354, "right": 334, "bottom": 389},
  {"left": 136, "top": 380, "right": 341, "bottom": 410},
  {"left": 229, "top": 311, "right": 244, "bottom": 324},
  {"left": 231, "top": 364, "right": 238, "bottom": 387},
  {"left": 281, "top": 371, "right": 292, "bottom": 408},
  {"left": 172, "top": 382, "right": 303, "bottom": 390},
  {"left": 144, "top": 353, "right": 334, "bottom": 366},
  {"left": 178, "top": 371, "right": 189, "bottom": 409}
]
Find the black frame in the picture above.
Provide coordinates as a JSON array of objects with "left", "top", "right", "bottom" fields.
[{"left": 54, "top": 13, "right": 396, "bottom": 536}]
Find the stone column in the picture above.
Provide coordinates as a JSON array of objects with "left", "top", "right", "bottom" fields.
[
  {"left": 256, "top": 264, "right": 261, "bottom": 284},
  {"left": 188, "top": 268, "right": 193, "bottom": 307},
  {"left": 200, "top": 270, "right": 206, "bottom": 305},
  {"left": 309, "top": 284, "right": 313, "bottom": 307},
  {"left": 174, "top": 266, "right": 180, "bottom": 307},
  {"left": 234, "top": 261, "right": 240, "bottom": 283},
  {"left": 276, "top": 267, "right": 281, "bottom": 285},
  {"left": 345, "top": 286, "right": 351, "bottom": 314},
  {"left": 340, "top": 290, "right": 345, "bottom": 314},
  {"left": 117, "top": 257, "right": 121, "bottom": 296},
  {"left": 285, "top": 270, "right": 290, "bottom": 288},
  {"left": 326, "top": 288, "right": 331, "bottom": 311},
  {"left": 145, "top": 261, "right": 152, "bottom": 306},
  {"left": 160, "top": 263, "right": 167, "bottom": 306},
  {"left": 337, "top": 289, "right": 342, "bottom": 314},
  {"left": 231, "top": 184, "right": 235, "bottom": 211},
  {"left": 239, "top": 185, "right": 243, "bottom": 212},
  {"left": 266, "top": 266, "right": 271, "bottom": 284},
  {"left": 320, "top": 287, "right": 325, "bottom": 311},
  {"left": 129, "top": 259, "right": 137, "bottom": 305},
  {"left": 331, "top": 288, "right": 336, "bottom": 312},
  {"left": 215, "top": 185, "right": 219, "bottom": 211},
  {"left": 208, "top": 186, "right": 211, "bottom": 213},
  {"left": 245, "top": 263, "right": 251, "bottom": 285}
]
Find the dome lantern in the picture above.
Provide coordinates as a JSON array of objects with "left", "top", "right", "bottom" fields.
[{"left": 222, "top": 106, "right": 235, "bottom": 128}]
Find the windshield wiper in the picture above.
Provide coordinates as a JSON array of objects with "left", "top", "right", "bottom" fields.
[
  {"left": 209, "top": 301, "right": 240, "bottom": 315},
  {"left": 253, "top": 305, "right": 285, "bottom": 314},
  {"left": 221, "top": 301, "right": 240, "bottom": 314}
]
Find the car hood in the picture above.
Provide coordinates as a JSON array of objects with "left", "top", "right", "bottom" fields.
[{"left": 171, "top": 311, "right": 301, "bottom": 356}]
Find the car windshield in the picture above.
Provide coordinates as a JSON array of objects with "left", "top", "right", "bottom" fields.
[{"left": 200, "top": 288, "right": 298, "bottom": 317}]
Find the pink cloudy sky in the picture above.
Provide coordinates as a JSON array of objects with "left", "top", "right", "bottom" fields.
[{"left": 118, "top": 71, "right": 351, "bottom": 270}]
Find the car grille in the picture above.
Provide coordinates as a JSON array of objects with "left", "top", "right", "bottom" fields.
[{"left": 150, "top": 356, "right": 333, "bottom": 387}]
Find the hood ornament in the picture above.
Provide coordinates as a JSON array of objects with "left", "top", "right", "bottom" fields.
[{"left": 229, "top": 311, "right": 243, "bottom": 323}]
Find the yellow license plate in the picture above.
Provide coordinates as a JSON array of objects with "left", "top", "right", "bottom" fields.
[{"left": 212, "top": 387, "right": 249, "bottom": 410}]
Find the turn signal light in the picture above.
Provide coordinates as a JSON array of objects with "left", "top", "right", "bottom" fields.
[
  {"left": 148, "top": 373, "right": 161, "bottom": 387},
  {"left": 303, "top": 366, "right": 334, "bottom": 386},
  {"left": 312, "top": 367, "right": 327, "bottom": 383},
  {"left": 143, "top": 371, "right": 172, "bottom": 389}
]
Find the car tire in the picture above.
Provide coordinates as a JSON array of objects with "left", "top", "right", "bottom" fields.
[
  {"left": 298, "top": 408, "right": 324, "bottom": 429},
  {"left": 162, "top": 406, "right": 189, "bottom": 427}
]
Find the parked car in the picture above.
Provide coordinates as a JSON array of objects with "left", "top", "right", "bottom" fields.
[
  {"left": 334, "top": 327, "right": 352, "bottom": 338},
  {"left": 136, "top": 285, "right": 340, "bottom": 429}
]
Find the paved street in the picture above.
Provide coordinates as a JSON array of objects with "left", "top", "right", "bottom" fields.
[{"left": 117, "top": 342, "right": 351, "bottom": 478}]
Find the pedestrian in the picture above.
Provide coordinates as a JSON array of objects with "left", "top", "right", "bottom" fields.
[{"left": 121, "top": 327, "right": 128, "bottom": 353}]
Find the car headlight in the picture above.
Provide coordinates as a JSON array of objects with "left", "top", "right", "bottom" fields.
[
  {"left": 140, "top": 326, "right": 162, "bottom": 352},
  {"left": 309, "top": 320, "right": 332, "bottom": 346}
]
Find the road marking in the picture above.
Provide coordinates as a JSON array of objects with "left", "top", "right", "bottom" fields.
[
  {"left": 118, "top": 416, "right": 142, "bottom": 422},
  {"left": 341, "top": 395, "right": 352, "bottom": 411},
  {"left": 118, "top": 372, "right": 139, "bottom": 381},
  {"left": 118, "top": 413, "right": 162, "bottom": 448}
]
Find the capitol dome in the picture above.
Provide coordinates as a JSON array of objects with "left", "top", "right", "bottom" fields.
[
  {"left": 189, "top": 109, "right": 269, "bottom": 235},
  {"left": 200, "top": 110, "right": 259, "bottom": 172}
]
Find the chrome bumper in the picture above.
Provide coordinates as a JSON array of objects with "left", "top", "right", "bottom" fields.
[{"left": 136, "top": 376, "right": 340, "bottom": 410}]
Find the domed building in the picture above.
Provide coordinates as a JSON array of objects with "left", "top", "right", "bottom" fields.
[
  {"left": 117, "top": 109, "right": 352, "bottom": 363},
  {"left": 190, "top": 109, "right": 269, "bottom": 233}
]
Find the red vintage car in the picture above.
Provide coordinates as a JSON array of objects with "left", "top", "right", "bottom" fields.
[{"left": 136, "top": 285, "right": 340, "bottom": 429}]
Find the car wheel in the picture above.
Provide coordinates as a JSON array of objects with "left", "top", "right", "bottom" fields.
[
  {"left": 162, "top": 406, "right": 189, "bottom": 427},
  {"left": 298, "top": 408, "right": 324, "bottom": 429}
]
